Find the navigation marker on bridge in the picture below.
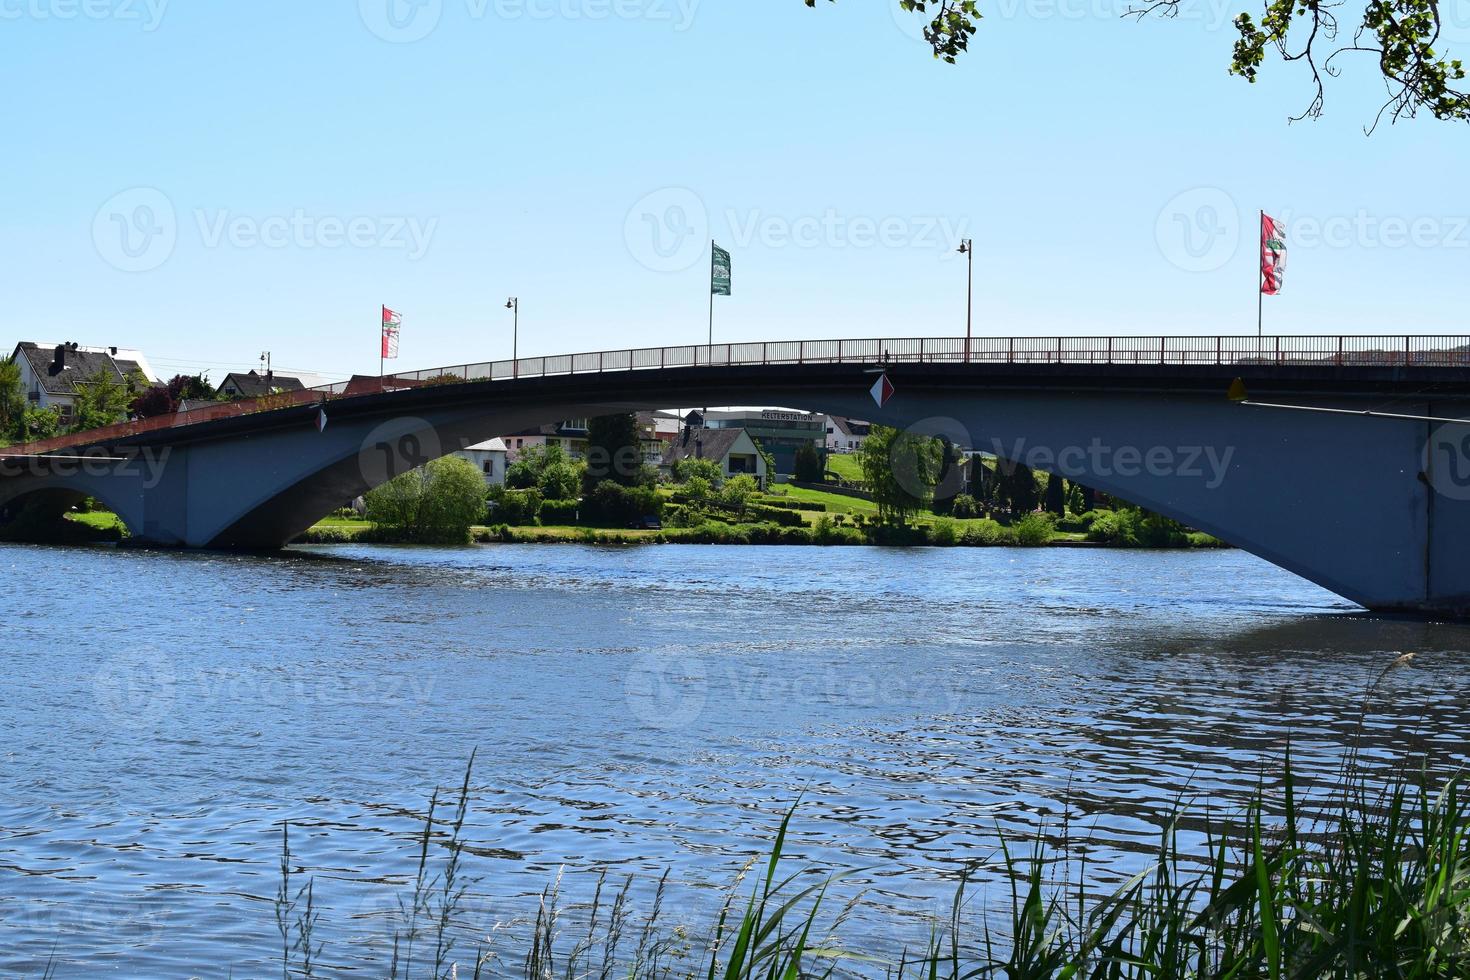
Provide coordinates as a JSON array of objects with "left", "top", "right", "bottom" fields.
[
  {"left": 870, "top": 373, "right": 895, "bottom": 408},
  {"left": 317, "top": 408, "right": 329, "bottom": 433}
]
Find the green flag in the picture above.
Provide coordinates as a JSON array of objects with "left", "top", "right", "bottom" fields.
[{"left": 711, "top": 242, "right": 731, "bottom": 296}]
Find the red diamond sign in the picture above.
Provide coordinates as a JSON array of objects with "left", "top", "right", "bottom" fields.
[{"left": 869, "top": 373, "right": 895, "bottom": 408}]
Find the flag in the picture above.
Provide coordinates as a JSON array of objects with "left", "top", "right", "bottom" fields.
[
  {"left": 711, "top": 243, "right": 731, "bottom": 296},
  {"left": 1260, "top": 214, "right": 1286, "bottom": 296},
  {"left": 381, "top": 305, "right": 402, "bottom": 359}
]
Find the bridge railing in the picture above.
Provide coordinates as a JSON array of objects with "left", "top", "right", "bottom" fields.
[{"left": 9, "top": 334, "right": 1470, "bottom": 456}]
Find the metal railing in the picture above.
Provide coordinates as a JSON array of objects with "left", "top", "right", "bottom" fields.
[{"left": 9, "top": 334, "right": 1470, "bottom": 457}]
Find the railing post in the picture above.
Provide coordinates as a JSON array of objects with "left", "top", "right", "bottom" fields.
[
  {"left": 599, "top": 351, "right": 604, "bottom": 372},
  {"left": 660, "top": 347, "right": 665, "bottom": 370},
  {"left": 1406, "top": 335, "right": 1412, "bottom": 367},
  {"left": 1216, "top": 336, "right": 1221, "bottom": 365},
  {"left": 1008, "top": 337, "right": 1014, "bottom": 363},
  {"left": 920, "top": 338, "right": 925, "bottom": 361},
  {"left": 1108, "top": 337, "right": 1113, "bottom": 364},
  {"left": 1056, "top": 337, "right": 1061, "bottom": 363},
  {"left": 1159, "top": 337, "right": 1165, "bottom": 365},
  {"left": 1276, "top": 336, "right": 1281, "bottom": 365},
  {"left": 763, "top": 342, "right": 768, "bottom": 365},
  {"left": 799, "top": 341, "right": 804, "bottom": 364},
  {"left": 1337, "top": 336, "right": 1343, "bottom": 367},
  {"left": 838, "top": 339, "right": 843, "bottom": 363}
]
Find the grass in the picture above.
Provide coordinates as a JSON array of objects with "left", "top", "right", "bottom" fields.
[
  {"left": 822, "top": 453, "right": 865, "bottom": 483},
  {"left": 274, "top": 720, "right": 1470, "bottom": 978}
]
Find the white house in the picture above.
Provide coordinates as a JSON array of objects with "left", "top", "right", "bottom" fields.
[
  {"left": 10, "top": 342, "right": 159, "bottom": 426},
  {"left": 501, "top": 419, "right": 590, "bottom": 459},
  {"left": 455, "top": 438, "right": 508, "bottom": 486},
  {"left": 660, "top": 426, "right": 768, "bottom": 488},
  {"left": 822, "top": 414, "right": 871, "bottom": 453}
]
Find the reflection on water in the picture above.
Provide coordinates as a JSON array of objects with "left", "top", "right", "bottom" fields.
[{"left": 1, "top": 542, "right": 1468, "bottom": 975}]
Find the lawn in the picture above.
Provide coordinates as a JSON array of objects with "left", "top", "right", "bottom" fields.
[{"left": 822, "top": 453, "right": 864, "bottom": 483}]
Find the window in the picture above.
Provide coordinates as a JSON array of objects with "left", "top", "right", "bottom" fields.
[{"left": 483, "top": 460, "right": 494, "bottom": 475}]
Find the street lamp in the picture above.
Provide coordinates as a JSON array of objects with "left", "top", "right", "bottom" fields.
[
  {"left": 957, "top": 239, "right": 973, "bottom": 362},
  {"left": 505, "top": 297, "right": 518, "bottom": 376}
]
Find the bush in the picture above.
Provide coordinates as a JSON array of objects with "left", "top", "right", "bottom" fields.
[
  {"left": 745, "top": 505, "right": 804, "bottom": 527},
  {"left": 949, "top": 493, "right": 980, "bottom": 518},
  {"left": 927, "top": 518, "right": 960, "bottom": 546},
  {"left": 486, "top": 486, "right": 542, "bottom": 526},
  {"left": 1014, "top": 512, "right": 1056, "bottom": 546},
  {"left": 672, "top": 457, "right": 724, "bottom": 486},
  {"left": 959, "top": 519, "right": 1015, "bottom": 546},
  {"left": 538, "top": 499, "right": 580, "bottom": 525},
  {"left": 582, "top": 480, "right": 663, "bottom": 526},
  {"left": 756, "top": 498, "right": 827, "bottom": 513},
  {"left": 716, "top": 474, "right": 759, "bottom": 516}
]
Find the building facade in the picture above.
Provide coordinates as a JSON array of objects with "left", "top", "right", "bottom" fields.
[
  {"left": 661, "top": 427, "right": 768, "bottom": 489},
  {"left": 10, "top": 342, "right": 159, "bottom": 426},
  {"left": 454, "top": 438, "right": 508, "bottom": 486},
  {"left": 698, "top": 409, "right": 824, "bottom": 476}
]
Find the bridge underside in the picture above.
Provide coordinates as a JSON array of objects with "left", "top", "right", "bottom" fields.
[{"left": 3, "top": 361, "right": 1469, "bottom": 617}]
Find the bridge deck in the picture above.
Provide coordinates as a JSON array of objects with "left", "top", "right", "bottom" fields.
[{"left": 9, "top": 333, "right": 1470, "bottom": 456}]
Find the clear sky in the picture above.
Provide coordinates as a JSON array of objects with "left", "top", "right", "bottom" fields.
[{"left": 4, "top": 0, "right": 1467, "bottom": 383}]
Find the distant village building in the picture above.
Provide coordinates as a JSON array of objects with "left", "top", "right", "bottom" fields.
[
  {"left": 661, "top": 426, "right": 768, "bottom": 489},
  {"left": 501, "top": 419, "right": 590, "bottom": 459},
  {"left": 9, "top": 342, "right": 159, "bottom": 426},
  {"left": 697, "top": 409, "right": 823, "bottom": 476},
  {"left": 454, "top": 438, "right": 508, "bottom": 486},
  {"left": 822, "top": 415, "right": 871, "bottom": 453},
  {"left": 218, "top": 370, "right": 307, "bottom": 399}
]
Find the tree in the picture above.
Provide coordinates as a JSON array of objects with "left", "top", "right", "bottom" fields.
[
  {"left": 0, "top": 356, "right": 23, "bottom": 443},
  {"left": 584, "top": 414, "right": 644, "bottom": 490},
  {"left": 364, "top": 456, "right": 486, "bottom": 542},
  {"left": 70, "top": 370, "right": 137, "bottom": 432},
  {"left": 996, "top": 459, "right": 1041, "bottom": 513},
  {"left": 1045, "top": 471, "right": 1067, "bottom": 516},
  {"left": 716, "top": 474, "right": 759, "bottom": 516},
  {"left": 504, "top": 443, "right": 583, "bottom": 498},
  {"left": 809, "top": 0, "right": 1468, "bottom": 127},
  {"left": 859, "top": 424, "right": 944, "bottom": 525},
  {"left": 793, "top": 441, "right": 825, "bottom": 483},
  {"left": 672, "top": 456, "right": 724, "bottom": 486}
]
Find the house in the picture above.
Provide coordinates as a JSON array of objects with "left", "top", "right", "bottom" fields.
[
  {"left": 454, "top": 438, "right": 508, "bottom": 486},
  {"left": 661, "top": 426, "right": 767, "bottom": 489},
  {"left": 218, "top": 370, "right": 307, "bottom": 399},
  {"left": 10, "top": 342, "right": 160, "bottom": 426},
  {"left": 822, "top": 415, "right": 872, "bottom": 453},
  {"left": 502, "top": 419, "right": 590, "bottom": 459},
  {"left": 699, "top": 408, "right": 824, "bottom": 476},
  {"left": 636, "top": 410, "right": 682, "bottom": 464}
]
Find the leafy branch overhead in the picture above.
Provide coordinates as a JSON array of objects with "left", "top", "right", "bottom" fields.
[{"left": 810, "top": 0, "right": 1467, "bottom": 127}]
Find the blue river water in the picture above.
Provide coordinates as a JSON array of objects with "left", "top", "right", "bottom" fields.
[{"left": 2, "top": 542, "right": 1468, "bottom": 976}]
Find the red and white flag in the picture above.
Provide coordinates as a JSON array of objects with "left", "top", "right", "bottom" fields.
[
  {"left": 1260, "top": 213, "right": 1287, "bottom": 296},
  {"left": 381, "top": 305, "right": 402, "bottom": 359}
]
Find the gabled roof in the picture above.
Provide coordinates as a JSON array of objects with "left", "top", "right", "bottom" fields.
[
  {"left": 661, "top": 426, "right": 753, "bottom": 467},
  {"left": 13, "top": 342, "right": 134, "bottom": 396},
  {"left": 219, "top": 370, "right": 306, "bottom": 397},
  {"left": 828, "top": 415, "right": 871, "bottom": 437},
  {"left": 463, "top": 438, "right": 508, "bottom": 452}
]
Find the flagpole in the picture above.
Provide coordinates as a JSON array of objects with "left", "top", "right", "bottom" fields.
[
  {"left": 379, "top": 304, "right": 385, "bottom": 392},
  {"left": 708, "top": 240, "right": 715, "bottom": 350},
  {"left": 1257, "top": 211, "right": 1263, "bottom": 340}
]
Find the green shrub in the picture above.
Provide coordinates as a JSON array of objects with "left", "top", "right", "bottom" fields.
[
  {"left": 671, "top": 456, "right": 724, "bottom": 486},
  {"left": 582, "top": 480, "right": 663, "bottom": 526},
  {"left": 745, "top": 505, "right": 804, "bottom": 527},
  {"left": 949, "top": 493, "right": 980, "bottom": 518},
  {"left": 956, "top": 519, "right": 1009, "bottom": 545},
  {"left": 538, "top": 499, "right": 580, "bottom": 525},
  {"left": 927, "top": 518, "right": 960, "bottom": 546},
  {"left": 1014, "top": 512, "right": 1056, "bottom": 546},
  {"left": 755, "top": 498, "right": 826, "bottom": 513},
  {"left": 486, "top": 486, "right": 542, "bottom": 526}
]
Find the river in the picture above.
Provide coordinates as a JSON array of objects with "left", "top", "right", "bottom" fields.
[{"left": 2, "top": 542, "right": 1468, "bottom": 976}]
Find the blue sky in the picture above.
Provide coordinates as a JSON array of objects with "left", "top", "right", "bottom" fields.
[{"left": 3, "top": 0, "right": 1467, "bottom": 383}]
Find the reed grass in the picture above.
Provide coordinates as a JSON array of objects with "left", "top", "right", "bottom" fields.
[{"left": 268, "top": 750, "right": 1468, "bottom": 979}]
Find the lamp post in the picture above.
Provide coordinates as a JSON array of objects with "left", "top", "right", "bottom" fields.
[
  {"left": 505, "top": 297, "right": 518, "bottom": 377},
  {"left": 957, "top": 239, "right": 973, "bottom": 362}
]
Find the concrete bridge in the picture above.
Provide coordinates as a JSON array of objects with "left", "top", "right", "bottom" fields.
[{"left": 4, "top": 334, "right": 1470, "bottom": 616}]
